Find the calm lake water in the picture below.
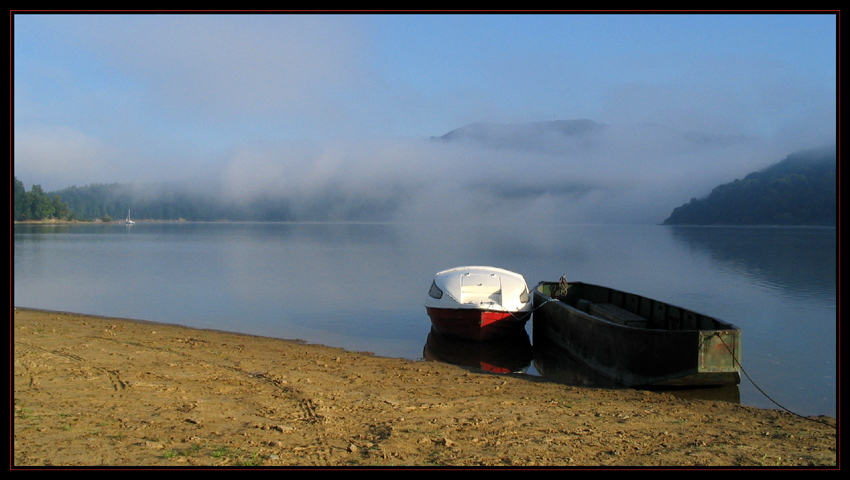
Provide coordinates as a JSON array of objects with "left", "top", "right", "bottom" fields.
[{"left": 13, "top": 222, "right": 837, "bottom": 417}]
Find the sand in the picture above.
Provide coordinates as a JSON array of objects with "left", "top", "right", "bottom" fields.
[{"left": 13, "top": 308, "right": 837, "bottom": 468}]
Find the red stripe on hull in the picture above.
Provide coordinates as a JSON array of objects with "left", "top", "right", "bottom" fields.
[{"left": 426, "top": 307, "right": 530, "bottom": 342}]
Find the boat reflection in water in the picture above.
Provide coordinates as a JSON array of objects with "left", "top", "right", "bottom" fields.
[
  {"left": 423, "top": 328, "right": 533, "bottom": 374},
  {"left": 533, "top": 333, "right": 741, "bottom": 405},
  {"left": 531, "top": 333, "right": 623, "bottom": 388},
  {"left": 422, "top": 323, "right": 740, "bottom": 404}
]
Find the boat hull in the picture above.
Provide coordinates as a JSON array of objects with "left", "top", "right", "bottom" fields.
[
  {"left": 426, "top": 307, "right": 530, "bottom": 342},
  {"left": 532, "top": 281, "right": 741, "bottom": 387}
]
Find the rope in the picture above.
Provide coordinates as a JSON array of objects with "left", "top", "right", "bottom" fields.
[
  {"left": 482, "top": 297, "right": 555, "bottom": 321},
  {"left": 714, "top": 333, "right": 834, "bottom": 427}
]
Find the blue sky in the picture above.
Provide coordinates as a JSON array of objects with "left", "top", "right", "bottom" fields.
[{"left": 12, "top": 12, "right": 837, "bottom": 223}]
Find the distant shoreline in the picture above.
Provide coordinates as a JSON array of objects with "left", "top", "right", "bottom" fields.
[
  {"left": 13, "top": 218, "right": 189, "bottom": 225},
  {"left": 15, "top": 219, "right": 838, "bottom": 228}
]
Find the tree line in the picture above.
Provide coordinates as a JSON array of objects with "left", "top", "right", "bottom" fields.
[
  {"left": 49, "top": 182, "right": 298, "bottom": 222},
  {"left": 18, "top": 180, "right": 399, "bottom": 223},
  {"left": 14, "top": 177, "right": 73, "bottom": 221}
]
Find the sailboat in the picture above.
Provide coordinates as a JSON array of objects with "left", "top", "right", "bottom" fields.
[{"left": 126, "top": 209, "right": 135, "bottom": 225}]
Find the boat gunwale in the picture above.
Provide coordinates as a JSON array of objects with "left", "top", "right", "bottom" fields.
[{"left": 532, "top": 280, "right": 741, "bottom": 333}]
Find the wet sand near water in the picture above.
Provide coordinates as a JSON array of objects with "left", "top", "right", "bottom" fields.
[{"left": 13, "top": 308, "right": 837, "bottom": 468}]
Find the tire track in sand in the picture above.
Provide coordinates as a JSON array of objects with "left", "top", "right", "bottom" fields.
[
  {"left": 14, "top": 341, "right": 128, "bottom": 392},
  {"left": 90, "top": 334, "right": 336, "bottom": 463}
]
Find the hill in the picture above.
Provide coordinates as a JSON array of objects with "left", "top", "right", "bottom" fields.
[
  {"left": 434, "top": 119, "right": 608, "bottom": 152},
  {"left": 662, "top": 145, "right": 836, "bottom": 226}
]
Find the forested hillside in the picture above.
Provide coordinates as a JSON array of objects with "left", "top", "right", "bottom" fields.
[
  {"left": 14, "top": 177, "right": 72, "bottom": 221},
  {"left": 30, "top": 181, "right": 398, "bottom": 222},
  {"left": 45, "top": 183, "right": 301, "bottom": 222},
  {"left": 663, "top": 145, "right": 836, "bottom": 226}
]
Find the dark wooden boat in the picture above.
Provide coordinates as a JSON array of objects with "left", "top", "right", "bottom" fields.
[{"left": 532, "top": 279, "right": 742, "bottom": 387}]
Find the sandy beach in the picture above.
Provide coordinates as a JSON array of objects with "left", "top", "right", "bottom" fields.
[{"left": 13, "top": 308, "right": 836, "bottom": 468}]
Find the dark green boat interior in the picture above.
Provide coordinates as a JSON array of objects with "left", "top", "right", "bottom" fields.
[{"left": 535, "top": 281, "right": 738, "bottom": 332}]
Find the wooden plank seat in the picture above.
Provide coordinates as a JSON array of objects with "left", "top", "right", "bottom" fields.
[{"left": 589, "top": 303, "right": 648, "bottom": 328}]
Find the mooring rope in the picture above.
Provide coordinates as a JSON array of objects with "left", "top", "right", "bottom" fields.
[
  {"left": 714, "top": 333, "right": 834, "bottom": 427},
  {"left": 483, "top": 297, "right": 555, "bottom": 321}
]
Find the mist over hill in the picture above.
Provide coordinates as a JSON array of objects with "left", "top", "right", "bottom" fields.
[
  {"left": 434, "top": 119, "right": 608, "bottom": 154},
  {"left": 45, "top": 181, "right": 405, "bottom": 222},
  {"left": 30, "top": 120, "right": 834, "bottom": 225},
  {"left": 434, "top": 119, "right": 749, "bottom": 152}
]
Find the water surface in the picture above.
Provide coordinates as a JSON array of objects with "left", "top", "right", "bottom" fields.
[{"left": 13, "top": 222, "right": 836, "bottom": 417}]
